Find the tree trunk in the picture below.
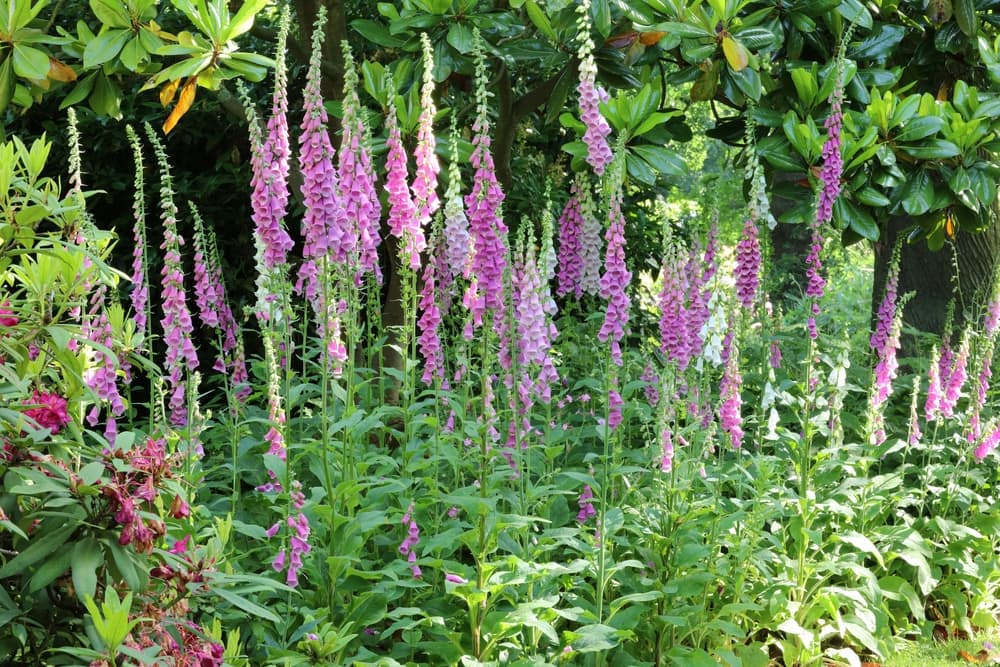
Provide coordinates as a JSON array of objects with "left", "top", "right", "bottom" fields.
[{"left": 872, "top": 215, "right": 1000, "bottom": 355}]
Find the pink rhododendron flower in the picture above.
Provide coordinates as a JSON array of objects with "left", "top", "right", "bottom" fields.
[{"left": 24, "top": 390, "right": 70, "bottom": 433}]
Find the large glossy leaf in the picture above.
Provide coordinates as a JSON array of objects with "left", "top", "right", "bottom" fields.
[
  {"left": 757, "top": 135, "right": 805, "bottom": 171},
  {"left": 954, "top": 0, "right": 977, "bottom": 36},
  {"left": 898, "top": 139, "right": 960, "bottom": 159},
  {"left": 89, "top": 0, "right": 131, "bottom": 28},
  {"left": 351, "top": 19, "right": 406, "bottom": 48},
  {"left": 0, "top": 524, "right": 76, "bottom": 578},
  {"left": 223, "top": 0, "right": 267, "bottom": 42},
  {"left": 898, "top": 169, "right": 934, "bottom": 215},
  {"left": 849, "top": 24, "right": 905, "bottom": 60},
  {"left": 630, "top": 144, "right": 685, "bottom": 176},
  {"left": 12, "top": 43, "right": 49, "bottom": 79},
  {"left": 83, "top": 28, "right": 130, "bottom": 68},
  {"left": 838, "top": 0, "right": 873, "bottom": 29},
  {"left": 894, "top": 116, "right": 944, "bottom": 142}
]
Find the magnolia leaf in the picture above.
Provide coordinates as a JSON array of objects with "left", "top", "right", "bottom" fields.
[
  {"left": 162, "top": 76, "right": 196, "bottom": 134},
  {"left": 159, "top": 78, "right": 179, "bottom": 106},
  {"left": 47, "top": 58, "right": 77, "bottom": 82},
  {"left": 954, "top": 0, "right": 977, "bottom": 37},
  {"left": 722, "top": 35, "right": 749, "bottom": 71}
]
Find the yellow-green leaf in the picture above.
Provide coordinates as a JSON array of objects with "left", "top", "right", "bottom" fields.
[
  {"left": 162, "top": 76, "right": 197, "bottom": 134},
  {"left": 722, "top": 35, "right": 748, "bottom": 72}
]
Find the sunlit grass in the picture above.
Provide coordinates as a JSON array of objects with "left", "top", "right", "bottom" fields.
[{"left": 884, "top": 631, "right": 999, "bottom": 666}]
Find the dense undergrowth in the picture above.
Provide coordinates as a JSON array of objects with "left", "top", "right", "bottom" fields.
[{"left": 1, "top": 8, "right": 1000, "bottom": 667}]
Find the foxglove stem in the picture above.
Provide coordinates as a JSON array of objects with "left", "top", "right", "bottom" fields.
[
  {"left": 145, "top": 125, "right": 198, "bottom": 427},
  {"left": 556, "top": 177, "right": 586, "bottom": 298},
  {"left": 598, "top": 184, "right": 631, "bottom": 366},
  {"left": 734, "top": 217, "right": 761, "bottom": 310},
  {"left": 463, "top": 31, "right": 508, "bottom": 336},
  {"left": 410, "top": 33, "right": 440, "bottom": 262},
  {"left": 575, "top": 0, "right": 613, "bottom": 174},
  {"left": 299, "top": 9, "right": 349, "bottom": 374},
  {"left": 340, "top": 41, "right": 382, "bottom": 282},
  {"left": 126, "top": 126, "right": 150, "bottom": 341}
]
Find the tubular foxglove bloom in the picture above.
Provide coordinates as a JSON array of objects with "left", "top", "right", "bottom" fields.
[
  {"left": 384, "top": 92, "right": 421, "bottom": 271},
  {"left": 871, "top": 245, "right": 901, "bottom": 356},
  {"left": 925, "top": 345, "right": 943, "bottom": 421},
  {"left": 443, "top": 125, "right": 472, "bottom": 281},
  {"left": 299, "top": 10, "right": 349, "bottom": 373},
  {"left": 556, "top": 178, "right": 586, "bottom": 298},
  {"left": 249, "top": 7, "right": 293, "bottom": 273},
  {"left": 940, "top": 333, "right": 969, "bottom": 419},
  {"left": 687, "top": 228, "right": 717, "bottom": 360},
  {"left": 514, "top": 235, "right": 559, "bottom": 405},
  {"left": 660, "top": 427, "right": 674, "bottom": 473},
  {"left": 975, "top": 419, "right": 1000, "bottom": 460},
  {"left": 719, "top": 328, "right": 743, "bottom": 450},
  {"left": 870, "top": 248, "right": 906, "bottom": 435},
  {"left": 463, "top": 32, "right": 509, "bottom": 334},
  {"left": 126, "top": 126, "right": 150, "bottom": 340},
  {"left": 410, "top": 33, "right": 439, "bottom": 266},
  {"left": 908, "top": 377, "right": 923, "bottom": 446},
  {"left": 734, "top": 217, "right": 761, "bottom": 310},
  {"left": 598, "top": 185, "right": 631, "bottom": 366},
  {"left": 806, "top": 38, "right": 847, "bottom": 339},
  {"left": 146, "top": 126, "right": 198, "bottom": 427},
  {"left": 84, "top": 307, "right": 125, "bottom": 442},
  {"left": 340, "top": 42, "right": 382, "bottom": 282},
  {"left": 576, "top": 485, "right": 596, "bottom": 523},
  {"left": 578, "top": 183, "right": 603, "bottom": 296},
  {"left": 418, "top": 247, "right": 444, "bottom": 384},
  {"left": 195, "top": 211, "right": 249, "bottom": 400},
  {"left": 398, "top": 504, "right": 422, "bottom": 578},
  {"left": 658, "top": 243, "right": 690, "bottom": 368},
  {"left": 575, "top": 0, "right": 613, "bottom": 175}
]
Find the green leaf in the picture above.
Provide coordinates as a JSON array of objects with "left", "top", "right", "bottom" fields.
[
  {"left": 119, "top": 37, "right": 145, "bottom": 71},
  {"left": 757, "top": 135, "right": 805, "bottom": 171},
  {"left": 855, "top": 186, "right": 890, "bottom": 207},
  {"left": 849, "top": 24, "right": 905, "bottom": 60},
  {"left": 213, "top": 586, "right": 283, "bottom": 623},
  {"left": 351, "top": 20, "right": 405, "bottom": 48},
  {"left": 899, "top": 170, "right": 934, "bottom": 215},
  {"left": 899, "top": 139, "right": 960, "bottom": 160},
  {"left": 447, "top": 23, "right": 475, "bottom": 54},
  {"left": 526, "top": 1, "right": 555, "bottom": 42},
  {"left": 12, "top": 44, "right": 50, "bottom": 79},
  {"left": 953, "top": 0, "right": 977, "bottom": 37},
  {"left": 89, "top": 71, "right": 122, "bottom": 119},
  {"left": 83, "top": 29, "right": 130, "bottom": 68},
  {"left": 838, "top": 0, "right": 873, "bottom": 29},
  {"left": 879, "top": 575, "right": 925, "bottom": 620},
  {"left": 0, "top": 57, "right": 15, "bottom": 113},
  {"left": 895, "top": 116, "right": 944, "bottom": 142},
  {"left": 0, "top": 524, "right": 76, "bottom": 578},
  {"left": 630, "top": 144, "right": 685, "bottom": 176},
  {"left": 591, "top": 0, "right": 611, "bottom": 37},
  {"left": 89, "top": 0, "right": 131, "bottom": 28},
  {"left": 28, "top": 548, "right": 73, "bottom": 592},
  {"left": 790, "top": 67, "right": 818, "bottom": 107},
  {"left": 568, "top": 624, "right": 621, "bottom": 652},
  {"left": 71, "top": 539, "right": 103, "bottom": 602},
  {"left": 626, "top": 152, "right": 656, "bottom": 185},
  {"left": 223, "top": 0, "right": 267, "bottom": 42},
  {"left": 651, "top": 22, "right": 713, "bottom": 39},
  {"left": 838, "top": 531, "right": 885, "bottom": 567}
]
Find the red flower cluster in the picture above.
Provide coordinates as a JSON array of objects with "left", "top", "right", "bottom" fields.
[
  {"left": 23, "top": 390, "right": 70, "bottom": 434},
  {"left": 102, "top": 438, "right": 179, "bottom": 553}
]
